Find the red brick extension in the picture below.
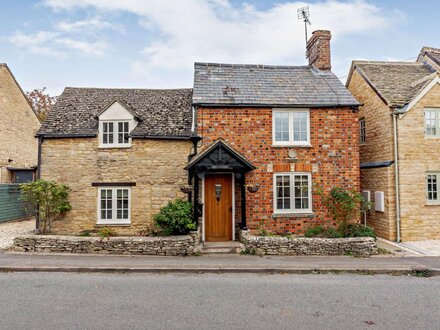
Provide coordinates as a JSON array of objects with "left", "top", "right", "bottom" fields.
[{"left": 197, "top": 107, "right": 360, "bottom": 235}]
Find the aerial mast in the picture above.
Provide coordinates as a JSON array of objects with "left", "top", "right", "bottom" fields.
[{"left": 297, "top": 6, "right": 312, "bottom": 48}]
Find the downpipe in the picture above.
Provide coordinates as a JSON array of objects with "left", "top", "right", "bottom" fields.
[{"left": 392, "top": 113, "right": 401, "bottom": 242}]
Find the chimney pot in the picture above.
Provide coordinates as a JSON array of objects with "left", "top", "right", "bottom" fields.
[{"left": 306, "top": 30, "right": 331, "bottom": 71}]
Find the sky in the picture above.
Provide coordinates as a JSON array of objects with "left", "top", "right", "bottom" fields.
[{"left": 0, "top": 0, "right": 439, "bottom": 96}]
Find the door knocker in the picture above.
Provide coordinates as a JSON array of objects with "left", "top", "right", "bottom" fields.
[{"left": 215, "top": 184, "right": 222, "bottom": 201}]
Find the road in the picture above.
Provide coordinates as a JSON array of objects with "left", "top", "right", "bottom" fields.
[{"left": 0, "top": 273, "right": 439, "bottom": 330}]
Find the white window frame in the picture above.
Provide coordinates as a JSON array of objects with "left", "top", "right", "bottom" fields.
[
  {"left": 97, "top": 187, "right": 131, "bottom": 225},
  {"left": 359, "top": 117, "right": 366, "bottom": 144},
  {"left": 426, "top": 173, "right": 439, "bottom": 203},
  {"left": 273, "top": 172, "right": 312, "bottom": 214},
  {"left": 272, "top": 109, "right": 311, "bottom": 146},
  {"left": 99, "top": 120, "right": 132, "bottom": 148},
  {"left": 424, "top": 109, "right": 440, "bottom": 137}
]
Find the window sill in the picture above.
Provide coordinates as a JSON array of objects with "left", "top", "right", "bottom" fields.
[
  {"left": 272, "top": 212, "right": 315, "bottom": 218},
  {"left": 98, "top": 145, "right": 132, "bottom": 149},
  {"left": 96, "top": 222, "right": 131, "bottom": 227},
  {"left": 425, "top": 202, "right": 440, "bottom": 206},
  {"left": 272, "top": 144, "right": 312, "bottom": 148}
]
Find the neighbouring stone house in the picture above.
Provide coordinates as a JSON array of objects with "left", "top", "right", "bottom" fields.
[
  {"left": 39, "top": 30, "right": 361, "bottom": 240},
  {"left": 346, "top": 46, "right": 440, "bottom": 242},
  {"left": 37, "top": 88, "right": 194, "bottom": 235},
  {"left": 0, "top": 64, "right": 40, "bottom": 183},
  {"left": 188, "top": 30, "right": 361, "bottom": 241}
]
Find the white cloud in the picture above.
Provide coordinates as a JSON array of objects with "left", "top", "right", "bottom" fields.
[
  {"left": 6, "top": 15, "right": 116, "bottom": 58},
  {"left": 42, "top": 0, "right": 399, "bottom": 85},
  {"left": 56, "top": 16, "right": 120, "bottom": 33}
]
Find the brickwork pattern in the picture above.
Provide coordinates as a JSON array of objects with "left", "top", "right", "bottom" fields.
[{"left": 197, "top": 106, "right": 360, "bottom": 235}]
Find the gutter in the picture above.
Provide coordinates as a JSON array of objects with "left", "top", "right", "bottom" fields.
[
  {"left": 192, "top": 102, "right": 360, "bottom": 108},
  {"left": 392, "top": 111, "right": 401, "bottom": 242}
]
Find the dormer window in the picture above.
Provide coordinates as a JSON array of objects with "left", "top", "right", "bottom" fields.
[
  {"left": 98, "top": 101, "right": 138, "bottom": 148},
  {"left": 100, "top": 121, "right": 130, "bottom": 147}
]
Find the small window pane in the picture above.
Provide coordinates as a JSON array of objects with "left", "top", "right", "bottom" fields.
[
  {"left": 274, "top": 112, "right": 289, "bottom": 142},
  {"left": 427, "top": 174, "right": 438, "bottom": 201}
]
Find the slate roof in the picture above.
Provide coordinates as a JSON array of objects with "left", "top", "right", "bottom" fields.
[
  {"left": 193, "top": 62, "right": 359, "bottom": 107},
  {"left": 38, "top": 87, "right": 193, "bottom": 138},
  {"left": 351, "top": 61, "right": 436, "bottom": 107}
]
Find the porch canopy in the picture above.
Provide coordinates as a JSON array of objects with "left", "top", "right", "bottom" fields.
[{"left": 185, "top": 139, "right": 255, "bottom": 229}]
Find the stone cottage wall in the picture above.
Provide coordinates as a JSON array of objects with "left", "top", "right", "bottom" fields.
[
  {"left": 347, "top": 69, "right": 397, "bottom": 241},
  {"left": 0, "top": 65, "right": 40, "bottom": 183},
  {"left": 197, "top": 106, "right": 360, "bottom": 235},
  {"left": 397, "top": 83, "right": 440, "bottom": 240},
  {"left": 40, "top": 138, "right": 193, "bottom": 235}
]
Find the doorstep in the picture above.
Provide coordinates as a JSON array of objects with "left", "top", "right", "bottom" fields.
[{"left": 200, "top": 241, "right": 243, "bottom": 255}]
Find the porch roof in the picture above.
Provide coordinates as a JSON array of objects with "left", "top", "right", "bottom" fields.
[{"left": 186, "top": 139, "right": 255, "bottom": 173}]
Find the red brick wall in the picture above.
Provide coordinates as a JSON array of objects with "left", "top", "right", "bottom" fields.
[{"left": 197, "top": 107, "right": 360, "bottom": 235}]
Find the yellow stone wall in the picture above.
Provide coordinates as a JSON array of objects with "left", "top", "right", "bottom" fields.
[
  {"left": 398, "top": 83, "right": 440, "bottom": 240},
  {"left": 347, "top": 70, "right": 397, "bottom": 240},
  {"left": 40, "top": 138, "right": 192, "bottom": 235},
  {"left": 0, "top": 65, "right": 40, "bottom": 182}
]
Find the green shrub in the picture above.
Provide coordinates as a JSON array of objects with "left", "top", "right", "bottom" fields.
[
  {"left": 20, "top": 179, "right": 71, "bottom": 234},
  {"left": 304, "top": 225, "right": 342, "bottom": 238},
  {"left": 152, "top": 199, "right": 195, "bottom": 235},
  {"left": 345, "top": 224, "right": 376, "bottom": 239},
  {"left": 97, "top": 227, "right": 117, "bottom": 239}
]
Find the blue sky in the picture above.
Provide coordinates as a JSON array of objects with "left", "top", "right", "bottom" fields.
[{"left": 0, "top": 0, "right": 439, "bottom": 96}]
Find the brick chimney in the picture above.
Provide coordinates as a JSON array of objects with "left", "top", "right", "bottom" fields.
[{"left": 306, "top": 30, "right": 331, "bottom": 71}]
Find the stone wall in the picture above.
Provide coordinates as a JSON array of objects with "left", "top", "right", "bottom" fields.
[
  {"left": 240, "top": 230, "right": 378, "bottom": 256},
  {"left": 347, "top": 69, "right": 396, "bottom": 241},
  {"left": 197, "top": 106, "right": 360, "bottom": 235},
  {"left": 0, "top": 65, "right": 40, "bottom": 183},
  {"left": 41, "top": 138, "right": 193, "bottom": 235},
  {"left": 397, "top": 83, "right": 440, "bottom": 240},
  {"left": 14, "top": 229, "right": 200, "bottom": 256}
]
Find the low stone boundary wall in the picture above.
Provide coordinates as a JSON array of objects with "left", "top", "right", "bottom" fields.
[
  {"left": 13, "top": 230, "right": 200, "bottom": 256},
  {"left": 240, "top": 230, "right": 378, "bottom": 256}
]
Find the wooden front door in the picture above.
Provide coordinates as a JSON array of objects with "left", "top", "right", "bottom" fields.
[{"left": 205, "top": 174, "right": 233, "bottom": 241}]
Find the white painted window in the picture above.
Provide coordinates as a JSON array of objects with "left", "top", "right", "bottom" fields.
[
  {"left": 100, "top": 121, "right": 131, "bottom": 147},
  {"left": 359, "top": 118, "right": 366, "bottom": 144},
  {"left": 274, "top": 173, "right": 312, "bottom": 213},
  {"left": 98, "top": 187, "right": 131, "bottom": 225},
  {"left": 426, "top": 173, "right": 439, "bottom": 202},
  {"left": 424, "top": 109, "right": 440, "bottom": 137},
  {"left": 273, "top": 109, "right": 310, "bottom": 146}
]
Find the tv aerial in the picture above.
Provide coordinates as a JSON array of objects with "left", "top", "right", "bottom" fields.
[{"left": 297, "top": 6, "right": 312, "bottom": 47}]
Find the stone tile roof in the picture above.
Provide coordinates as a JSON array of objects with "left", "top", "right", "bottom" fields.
[
  {"left": 353, "top": 61, "right": 436, "bottom": 107},
  {"left": 193, "top": 62, "right": 359, "bottom": 107},
  {"left": 38, "top": 87, "right": 194, "bottom": 138},
  {"left": 418, "top": 47, "right": 440, "bottom": 67}
]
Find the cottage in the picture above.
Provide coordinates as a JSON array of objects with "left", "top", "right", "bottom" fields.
[
  {"left": 38, "top": 30, "right": 361, "bottom": 240},
  {"left": 346, "top": 47, "right": 440, "bottom": 241},
  {"left": 37, "top": 88, "right": 194, "bottom": 234},
  {"left": 189, "top": 30, "right": 361, "bottom": 241},
  {"left": 0, "top": 64, "right": 40, "bottom": 183}
]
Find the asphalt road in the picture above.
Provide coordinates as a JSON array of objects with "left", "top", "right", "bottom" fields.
[{"left": 0, "top": 273, "right": 439, "bottom": 330}]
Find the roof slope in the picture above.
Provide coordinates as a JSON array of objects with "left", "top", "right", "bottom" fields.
[
  {"left": 193, "top": 62, "right": 359, "bottom": 107},
  {"left": 352, "top": 61, "right": 435, "bottom": 107},
  {"left": 38, "top": 87, "right": 193, "bottom": 138}
]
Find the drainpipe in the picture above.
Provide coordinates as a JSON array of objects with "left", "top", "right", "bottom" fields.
[{"left": 392, "top": 113, "right": 401, "bottom": 242}]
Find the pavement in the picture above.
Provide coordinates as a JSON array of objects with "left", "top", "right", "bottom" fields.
[
  {"left": 1, "top": 272, "right": 439, "bottom": 329},
  {"left": 1, "top": 252, "right": 439, "bottom": 275}
]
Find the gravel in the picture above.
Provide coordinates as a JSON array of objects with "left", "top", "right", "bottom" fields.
[{"left": 0, "top": 218, "right": 34, "bottom": 250}]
